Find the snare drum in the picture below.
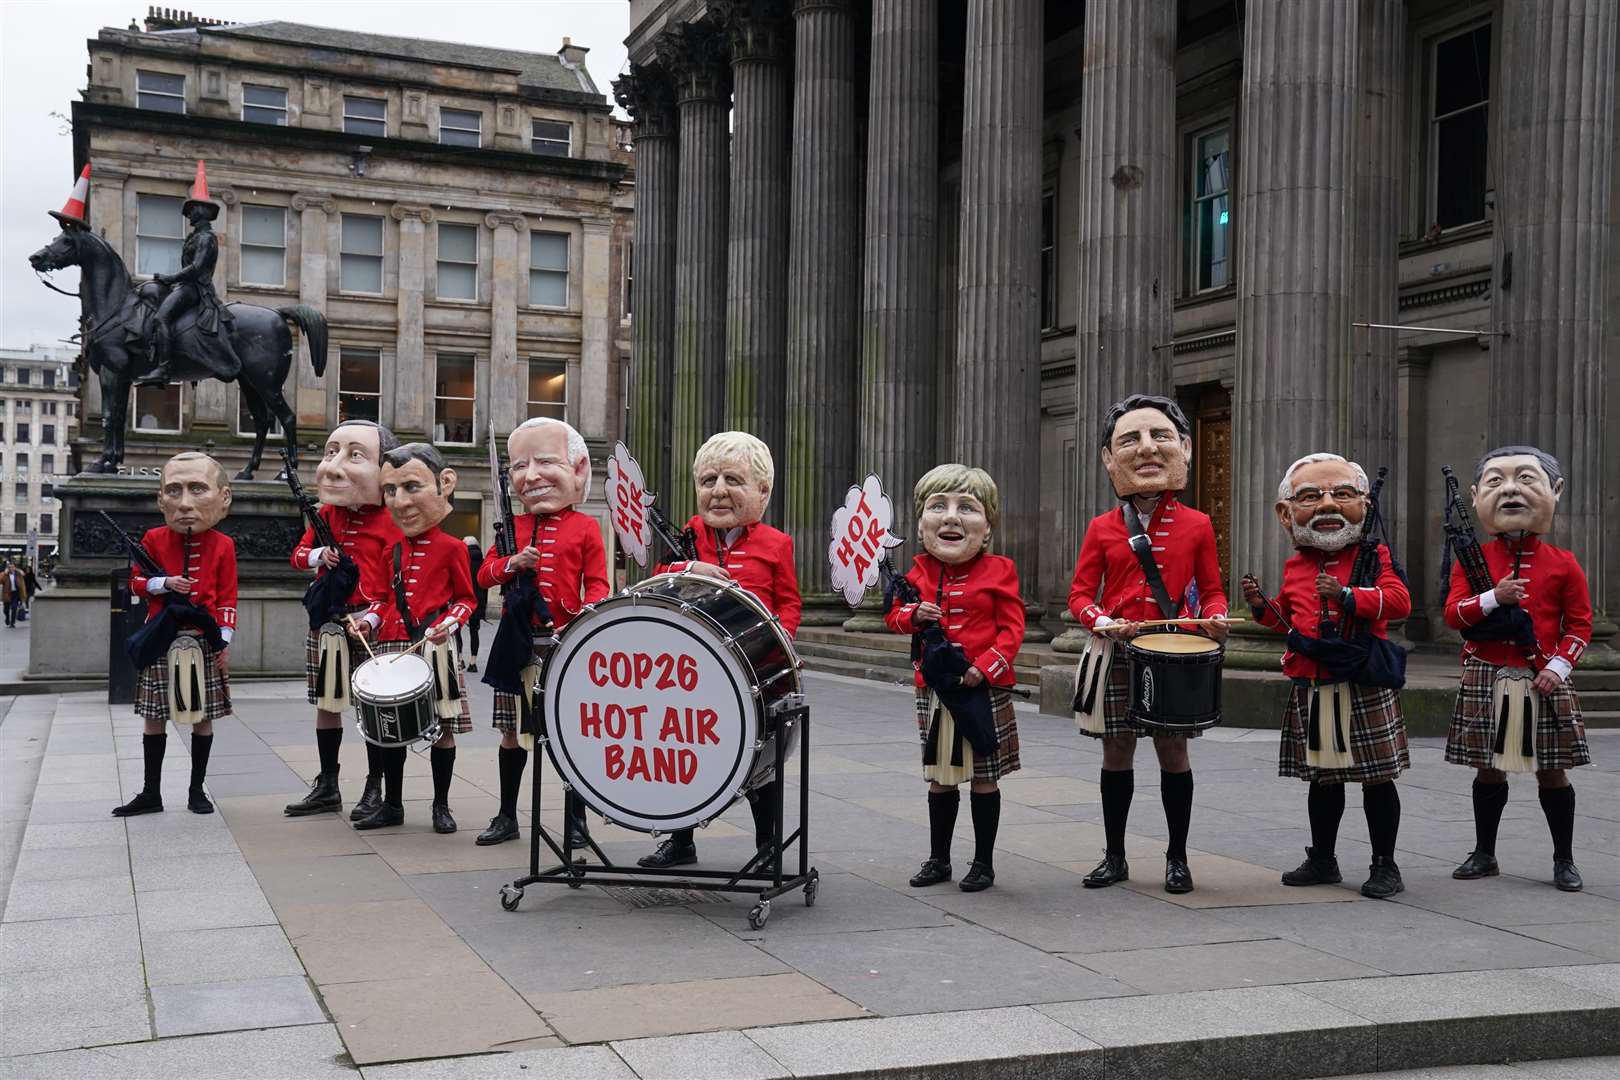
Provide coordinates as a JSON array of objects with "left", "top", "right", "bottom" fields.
[
  {"left": 1125, "top": 632, "right": 1223, "bottom": 733},
  {"left": 352, "top": 652, "right": 440, "bottom": 748},
  {"left": 540, "top": 572, "right": 804, "bottom": 833}
]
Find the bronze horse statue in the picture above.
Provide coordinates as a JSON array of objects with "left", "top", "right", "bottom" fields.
[{"left": 29, "top": 224, "right": 325, "bottom": 480}]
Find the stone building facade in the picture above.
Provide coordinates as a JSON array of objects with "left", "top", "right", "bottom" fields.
[
  {"left": 620, "top": 0, "right": 1619, "bottom": 656},
  {"left": 0, "top": 345, "right": 80, "bottom": 561}
]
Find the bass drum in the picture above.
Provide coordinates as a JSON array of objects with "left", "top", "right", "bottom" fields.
[{"left": 541, "top": 572, "right": 803, "bottom": 833}]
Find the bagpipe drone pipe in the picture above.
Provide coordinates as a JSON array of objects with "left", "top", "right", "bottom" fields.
[
  {"left": 481, "top": 428, "right": 556, "bottom": 696},
  {"left": 98, "top": 512, "right": 225, "bottom": 670},
  {"left": 280, "top": 449, "right": 361, "bottom": 632}
]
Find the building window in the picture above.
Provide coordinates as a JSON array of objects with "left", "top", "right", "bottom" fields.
[
  {"left": 527, "top": 358, "right": 567, "bottom": 420},
  {"left": 16, "top": 452, "right": 28, "bottom": 473},
  {"left": 439, "top": 108, "right": 481, "bottom": 147},
  {"left": 237, "top": 392, "right": 283, "bottom": 437},
  {"left": 242, "top": 84, "right": 288, "bottom": 125},
  {"left": 1039, "top": 190, "right": 1057, "bottom": 331},
  {"left": 40, "top": 513, "right": 52, "bottom": 534},
  {"left": 340, "top": 214, "right": 384, "bottom": 294},
  {"left": 241, "top": 205, "right": 287, "bottom": 286},
  {"left": 339, "top": 348, "right": 381, "bottom": 422},
  {"left": 14, "top": 482, "right": 26, "bottom": 501},
  {"left": 434, "top": 353, "right": 476, "bottom": 444},
  {"left": 132, "top": 384, "right": 182, "bottom": 433},
  {"left": 1189, "top": 125, "right": 1232, "bottom": 292},
  {"left": 529, "top": 231, "right": 569, "bottom": 307},
  {"left": 40, "top": 402, "right": 55, "bottom": 416},
  {"left": 42, "top": 369, "right": 55, "bottom": 388},
  {"left": 1430, "top": 21, "right": 1491, "bottom": 230},
  {"left": 13, "top": 514, "right": 24, "bottom": 534},
  {"left": 43, "top": 455, "right": 55, "bottom": 475},
  {"left": 344, "top": 95, "right": 387, "bottom": 136},
  {"left": 42, "top": 425, "right": 54, "bottom": 445},
  {"left": 436, "top": 224, "right": 478, "bottom": 301},
  {"left": 532, "top": 119, "right": 571, "bottom": 157},
  {"left": 136, "top": 70, "right": 185, "bottom": 113},
  {"left": 14, "top": 423, "right": 27, "bottom": 444},
  {"left": 137, "top": 194, "right": 184, "bottom": 277}
]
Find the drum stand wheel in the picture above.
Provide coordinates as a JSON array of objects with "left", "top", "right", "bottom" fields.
[
  {"left": 499, "top": 884, "right": 523, "bottom": 912},
  {"left": 748, "top": 899, "right": 771, "bottom": 930},
  {"left": 803, "top": 872, "right": 819, "bottom": 907}
]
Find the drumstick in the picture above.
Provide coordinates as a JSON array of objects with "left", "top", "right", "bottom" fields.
[
  {"left": 344, "top": 616, "right": 378, "bottom": 660},
  {"left": 1132, "top": 617, "right": 1246, "bottom": 629}
]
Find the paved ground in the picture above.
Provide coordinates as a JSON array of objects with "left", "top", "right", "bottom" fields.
[{"left": 2, "top": 663, "right": 1617, "bottom": 1078}]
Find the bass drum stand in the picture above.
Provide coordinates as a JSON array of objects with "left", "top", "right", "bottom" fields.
[{"left": 498, "top": 695, "right": 818, "bottom": 930}]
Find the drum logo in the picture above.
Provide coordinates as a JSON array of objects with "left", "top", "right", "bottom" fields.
[
  {"left": 1141, "top": 669, "right": 1155, "bottom": 710},
  {"left": 382, "top": 709, "right": 399, "bottom": 742}
]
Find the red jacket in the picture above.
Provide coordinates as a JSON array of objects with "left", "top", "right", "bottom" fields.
[
  {"left": 883, "top": 551, "right": 1024, "bottom": 688},
  {"left": 366, "top": 526, "right": 477, "bottom": 643},
  {"left": 1443, "top": 534, "right": 1591, "bottom": 676},
  {"left": 292, "top": 504, "right": 402, "bottom": 609},
  {"left": 477, "top": 509, "right": 611, "bottom": 631},
  {"left": 660, "top": 518, "right": 802, "bottom": 636},
  {"left": 1068, "top": 496, "right": 1229, "bottom": 628},
  {"left": 131, "top": 527, "right": 238, "bottom": 641},
  {"left": 1252, "top": 544, "right": 1410, "bottom": 680}
]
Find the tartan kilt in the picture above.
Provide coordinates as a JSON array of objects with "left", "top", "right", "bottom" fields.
[
  {"left": 1076, "top": 650, "right": 1204, "bottom": 741},
  {"left": 492, "top": 641, "right": 555, "bottom": 733},
  {"left": 136, "top": 636, "right": 232, "bottom": 724},
  {"left": 371, "top": 639, "right": 472, "bottom": 733},
  {"left": 1445, "top": 657, "right": 1591, "bottom": 771},
  {"left": 914, "top": 686, "right": 1021, "bottom": 783},
  {"left": 1277, "top": 680, "right": 1408, "bottom": 784},
  {"left": 304, "top": 603, "right": 371, "bottom": 705}
]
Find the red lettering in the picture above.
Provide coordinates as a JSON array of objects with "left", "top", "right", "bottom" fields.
[
  {"left": 863, "top": 515, "right": 883, "bottom": 556},
  {"left": 579, "top": 701, "right": 604, "bottom": 739},
  {"left": 603, "top": 704, "right": 627, "bottom": 740},
  {"left": 854, "top": 488, "right": 874, "bottom": 519},
  {"left": 634, "top": 652, "right": 654, "bottom": 687},
  {"left": 604, "top": 743, "right": 624, "bottom": 779},
  {"left": 853, "top": 552, "right": 871, "bottom": 580},
  {"left": 835, "top": 536, "right": 855, "bottom": 567},
  {"left": 677, "top": 654, "right": 698, "bottom": 692},
  {"left": 626, "top": 746, "right": 652, "bottom": 782},
  {"left": 845, "top": 513, "right": 865, "bottom": 543},
  {"left": 678, "top": 749, "right": 697, "bottom": 784},
  {"left": 626, "top": 704, "right": 649, "bottom": 741},
  {"left": 609, "top": 651, "right": 631, "bottom": 686},
  {"left": 695, "top": 708, "right": 718, "bottom": 746},
  {"left": 658, "top": 706, "right": 683, "bottom": 743},
  {"left": 588, "top": 652, "right": 608, "bottom": 687},
  {"left": 653, "top": 652, "right": 676, "bottom": 690},
  {"left": 651, "top": 746, "right": 677, "bottom": 783}
]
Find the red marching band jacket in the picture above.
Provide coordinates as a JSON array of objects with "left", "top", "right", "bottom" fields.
[
  {"left": 364, "top": 526, "right": 477, "bottom": 642},
  {"left": 1067, "top": 496, "right": 1229, "bottom": 629},
  {"left": 476, "top": 508, "right": 611, "bottom": 632},
  {"left": 291, "top": 503, "right": 402, "bottom": 609},
  {"left": 1443, "top": 534, "right": 1592, "bottom": 679},
  {"left": 659, "top": 517, "right": 803, "bottom": 637},
  {"left": 1252, "top": 544, "right": 1410, "bottom": 681},
  {"left": 130, "top": 527, "right": 238, "bottom": 643},
  {"left": 883, "top": 551, "right": 1025, "bottom": 688}
]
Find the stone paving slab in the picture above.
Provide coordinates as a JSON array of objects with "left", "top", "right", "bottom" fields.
[
  {"left": 319, "top": 969, "right": 554, "bottom": 1065},
  {"left": 0, "top": 1024, "right": 355, "bottom": 1080},
  {"left": 150, "top": 973, "right": 327, "bottom": 1037}
]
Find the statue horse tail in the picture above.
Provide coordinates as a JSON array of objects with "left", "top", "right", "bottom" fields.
[{"left": 278, "top": 304, "right": 328, "bottom": 377}]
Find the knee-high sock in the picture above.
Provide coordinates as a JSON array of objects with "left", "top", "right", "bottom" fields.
[
  {"left": 1362, "top": 781, "right": 1400, "bottom": 860},
  {"left": 1472, "top": 779, "right": 1509, "bottom": 855},
  {"left": 670, "top": 828, "right": 695, "bottom": 848},
  {"left": 1161, "top": 769, "right": 1194, "bottom": 860},
  {"left": 430, "top": 746, "right": 455, "bottom": 806},
  {"left": 316, "top": 726, "right": 342, "bottom": 778},
  {"left": 749, "top": 780, "right": 780, "bottom": 848},
  {"left": 1308, "top": 781, "right": 1346, "bottom": 857},
  {"left": 365, "top": 740, "right": 383, "bottom": 781},
  {"left": 382, "top": 746, "right": 407, "bottom": 808},
  {"left": 497, "top": 745, "right": 527, "bottom": 820},
  {"left": 927, "top": 787, "right": 961, "bottom": 862},
  {"left": 189, "top": 732, "right": 213, "bottom": 792},
  {"left": 971, "top": 789, "right": 1001, "bottom": 868},
  {"left": 1100, "top": 768, "right": 1134, "bottom": 857},
  {"left": 1538, "top": 785, "right": 1576, "bottom": 862},
  {"left": 142, "top": 732, "right": 167, "bottom": 795}
]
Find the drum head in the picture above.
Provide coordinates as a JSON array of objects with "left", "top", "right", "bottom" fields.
[
  {"left": 542, "top": 593, "right": 764, "bottom": 833},
  {"left": 1131, "top": 632, "right": 1221, "bottom": 655},
  {"left": 353, "top": 652, "right": 433, "bottom": 701}
]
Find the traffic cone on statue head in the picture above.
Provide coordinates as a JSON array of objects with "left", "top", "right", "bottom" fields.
[{"left": 49, "top": 164, "right": 92, "bottom": 229}]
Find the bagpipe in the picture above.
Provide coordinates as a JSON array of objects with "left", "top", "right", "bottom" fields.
[
  {"left": 280, "top": 448, "right": 360, "bottom": 632},
  {"left": 481, "top": 427, "right": 557, "bottom": 697},
  {"left": 99, "top": 511, "right": 224, "bottom": 671},
  {"left": 648, "top": 502, "right": 698, "bottom": 563},
  {"left": 1439, "top": 464, "right": 1541, "bottom": 670}
]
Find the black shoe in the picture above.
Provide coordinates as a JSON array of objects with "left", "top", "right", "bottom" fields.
[
  {"left": 1165, "top": 854, "right": 1195, "bottom": 894},
  {"left": 637, "top": 839, "right": 696, "bottom": 868},
  {"left": 566, "top": 805, "right": 592, "bottom": 845},
  {"left": 1361, "top": 856, "right": 1404, "bottom": 899},
  {"left": 1553, "top": 859, "right": 1584, "bottom": 892},
  {"left": 133, "top": 366, "right": 173, "bottom": 388},
  {"left": 959, "top": 861, "right": 995, "bottom": 892},
  {"left": 1281, "top": 847, "right": 1342, "bottom": 886},
  {"left": 466, "top": 662, "right": 478, "bottom": 673},
  {"left": 476, "top": 814, "right": 519, "bottom": 845},
  {"left": 1452, "top": 850, "right": 1500, "bottom": 880},
  {"left": 432, "top": 803, "right": 457, "bottom": 834},
  {"left": 909, "top": 858, "right": 952, "bottom": 888},
  {"left": 353, "top": 804, "right": 404, "bottom": 830},
  {"left": 284, "top": 772, "right": 342, "bottom": 817},
  {"left": 349, "top": 776, "right": 383, "bottom": 822},
  {"left": 1083, "top": 852, "right": 1130, "bottom": 888},
  {"left": 112, "top": 789, "right": 163, "bottom": 817},
  {"left": 187, "top": 787, "right": 214, "bottom": 815}
]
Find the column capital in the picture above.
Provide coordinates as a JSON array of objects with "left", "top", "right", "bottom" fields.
[
  {"left": 290, "top": 191, "right": 337, "bottom": 214},
  {"left": 793, "top": 0, "right": 854, "bottom": 15},
  {"left": 711, "top": 0, "right": 792, "bottom": 64},
  {"left": 484, "top": 211, "right": 528, "bottom": 232},
  {"left": 654, "top": 20, "right": 732, "bottom": 104},
  {"left": 580, "top": 217, "right": 615, "bottom": 235},
  {"left": 91, "top": 165, "right": 130, "bottom": 183},
  {"left": 213, "top": 187, "right": 239, "bottom": 207},
  {"left": 612, "top": 64, "right": 678, "bottom": 140},
  {"left": 1396, "top": 345, "right": 1432, "bottom": 374},
  {"left": 390, "top": 203, "right": 435, "bottom": 224}
]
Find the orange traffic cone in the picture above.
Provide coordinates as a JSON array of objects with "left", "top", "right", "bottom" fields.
[
  {"left": 182, "top": 160, "right": 220, "bottom": 220},
  {"left": 49, "top": 164, "right": 92, "bottom": 228}
]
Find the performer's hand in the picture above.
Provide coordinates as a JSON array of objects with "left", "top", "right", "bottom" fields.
[
  {"left": 1098, "top": 620, "right": 1138, "bottom": 640},
  {"left": 1240, "top": 575, "right": 1264, "bottom": 607},
  {"left": 1532, "top": 668, "right": 1563, "bottom": 695},
  {"left": 426, "top": 623, "right": 450, "bottom": 645},
  {"left": 168, "top": 576, "right": 197, "bottom": 595},
  {"left": 961, "top": 666, "right": 985, "bottom": 688},
  {"left": 508, "top": 546, "right": 541, "bottom": 573},
  {"left": 216, "top": 647, "right": 229, "bottom": 673},
  {"left": 687, "top": 560, "right": 732, "bottom": 581},
  {"left": 318, "top": 547, "right": 341, "bottom": 569},
  {"left": 351, "top": 620, "right": 373, "bottom": 641},
  {"left": 1314, "top": 574, "right": 1341, "bottom": 600},
  {"left": 913, "top": 601, "right": 943, "bottom": 625},
  {"left": 1204, "top": 616, "right": 1230, "bottom": 644},
  {"left": 1493, "top": 574, "right": 1529, "bottom": 606}
]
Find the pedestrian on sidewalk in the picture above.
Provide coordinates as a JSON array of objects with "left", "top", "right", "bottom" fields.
[{"left": 2, "top": 560, "right": 28, "bottom": 627}]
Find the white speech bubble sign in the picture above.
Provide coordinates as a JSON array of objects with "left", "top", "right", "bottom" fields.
[
  {"left": 827, "top": 474, "right": 904, "bottom": 607},
  {"left": 607, "top": 442, "right": 655, "bottom": 568}
]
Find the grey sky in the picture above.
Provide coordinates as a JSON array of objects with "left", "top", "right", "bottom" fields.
[{"left": 1, "top": 0, "right": 630, "bottom": 351}]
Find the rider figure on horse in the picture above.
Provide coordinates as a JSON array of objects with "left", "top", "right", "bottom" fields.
[{"left": 138, "top": 161, "right": 241, "bottom": 388}]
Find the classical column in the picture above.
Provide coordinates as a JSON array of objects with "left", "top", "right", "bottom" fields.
[
  {"left": 784, "top": 0, "right": 861, "bottom": 623},
  {"left": 1073, "top": 0, "right": 1176, "bottom": 525},
  {"left": 1489, "top": 0, "right": 1617, "bottom": 610},
  {"left": 579, "top": 218, "right": 615, "bottom": 441},
  {"left": 390, "top": 204, "right": 434, "bottom": 438},
  {"left": 1231, "top": 0, "right": 1360, "bottom": 583},
  {"left": 291, "top": 191, "right": 336, "bottom": 428},
  {"left": 659, "top": 23, "right": 732, "bottom": 523},
  {"left": 485, "top": 212, "right": 526, "bottom": 438},
  {"left": 955, "top": 0, "right": 1047, "bottom": 637},
  {"left": 1394, "top": 346, "right": 1432, "bottom": 636},
  {"left": 714, "top": 0, "right": 792, "bottom": 458},
  {"left": 613, "top": 66, "right": 679, "bottom": 506}
]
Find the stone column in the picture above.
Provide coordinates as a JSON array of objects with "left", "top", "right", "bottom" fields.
[
  {"left": 1489, "top": 0, "right": 1617, "bottom": 608},
  {"left": 291, "top": 191, "right": 336, "bottom": 428},
  {"left": 579, "top": 218, "right": 615, "bottom": 441},
  {"left": 714, "top": 0, "right": 792, "bottom": 457},
  {"left": 485, "top": 212, "right": 526, "bottom": 438},
  {"left": 390, "top": 204, "right": 434, "bottom": 438},
  {"left": 1395, "top": 346, "right": 1432, "bottom": 636},
  {"left": 613, "top": 66, "right": 679, "bottom": 505},
  {"left": 1073, "top": 0, "right": 1176, "bottom": 525},
  {"left": 955, "top": 0, "right": 1047, "bottom": 636},
  {"left": 1231, "top": 0, "right": 1360, "bottom": 583},
  {"left": 784, "top": 0, "right": 861, "bottom": 623},
  {"left": 659, "top": 22, "right": 732, "bottom": 524}
]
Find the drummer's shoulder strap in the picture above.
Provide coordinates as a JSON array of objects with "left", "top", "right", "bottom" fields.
[
  {"left": 1122, "top": 503, "right": 1179, "bottom": 619},
  {"left": 391, "top": 543, "right": 423, "bottom": 642}
]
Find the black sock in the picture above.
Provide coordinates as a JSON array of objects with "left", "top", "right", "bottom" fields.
[
  {"left": 1100, "top": 768, "right": 1134, "bottom": 857},
  {"left": 971, "top": 789, "right": 1001, "bottom": 868},
  {"left": 749, "top": 781, "right": 779, "bottom": 848},
  {"left": 1362, "top": 781, "right": 1400, "bottom": 860},
  {"left": 1161, "top": 769, "right": 1194, "bottom": 860},
  {"left": 189, "top": 732, "right": 213, "bottom": 792},
  {"left": 142, "top": 732, "right": 167, "bottom": 795},
  {"left": 430, "top": 746, "right": 455, "bottom": 807},
  {"left": 1307, "top": 781, "right": 1346, "bottom": 858},
  {"left": 365, "top": 740, "right": 383, "bottom": 782},
  {"left": 383, "top": 746, "right": 407, "bottom": 808},
  {"left": 1538, "top": 785, "right": 1576, "bottom": 862},
  {"left": 672, "top": 828, "right": 694, "bottom": 848},
  {"left": 927, "top": 788, "right": 961, "bottom": 862},
  {"left": 1472, "top": 779, "right": 1509, "bottom": 855},
  {"left": 498, "top": 745, "right": 527, "bottom": 819},
  {"left": 316, "top": 726, "right": 342, "bottom": 777}
]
